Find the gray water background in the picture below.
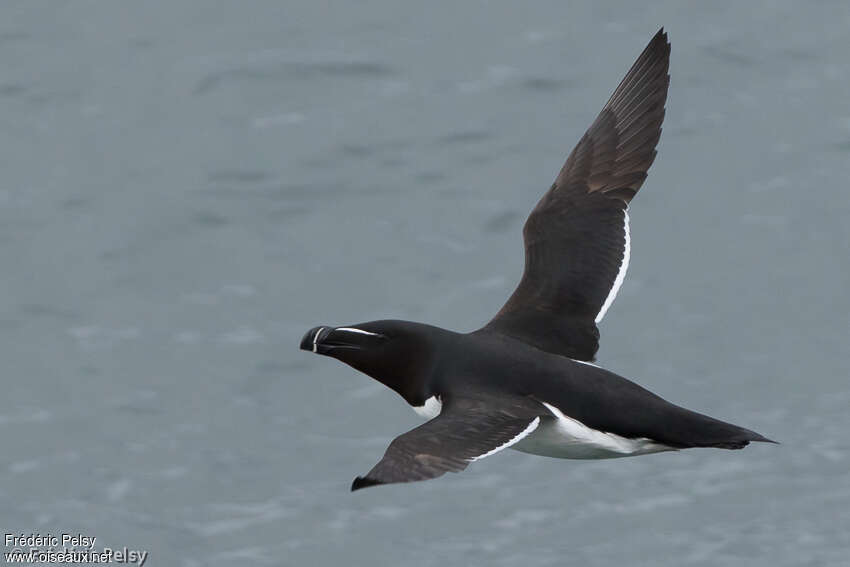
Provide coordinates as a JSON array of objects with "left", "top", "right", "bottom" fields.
[{"left": 2, "top": 1, "right": 849, "bottom": 565}]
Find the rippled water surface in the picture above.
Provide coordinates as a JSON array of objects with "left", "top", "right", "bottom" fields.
[{"left": 2, "top": 2, "right": 849, "bottom": 565}]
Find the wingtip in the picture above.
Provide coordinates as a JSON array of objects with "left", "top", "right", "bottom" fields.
[
  {"left": 351, "top": 476, "right": 383, "bottom": 492},
  {"left": 647, "top": 27, "right": 670, "bottom": 58}
]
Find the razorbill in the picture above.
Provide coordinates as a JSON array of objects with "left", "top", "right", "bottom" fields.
[{"left": 299, "top": 28, "right": 775, "bottom": 491}]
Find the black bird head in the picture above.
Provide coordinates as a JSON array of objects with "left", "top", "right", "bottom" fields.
[{"left": 300, "top": 320, "right": 441, "bottom": 405}]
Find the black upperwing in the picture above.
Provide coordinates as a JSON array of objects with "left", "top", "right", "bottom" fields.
[
  {"left": 480, "top": 29, "right": 670, "bottom": 361},
  {"left": 351, "top": 391, "right": 543, "bottom": 491}
]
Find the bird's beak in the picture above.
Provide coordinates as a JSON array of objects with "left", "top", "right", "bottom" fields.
[
  {"left": 300, "top": 326, "right": 331, "bottom": 353},
  {"left": 301, "top": 326, "right": 384, "bottom": 355}
]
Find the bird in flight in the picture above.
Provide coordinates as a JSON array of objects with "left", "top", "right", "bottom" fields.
[{"left": 300, "top": 28, "right": 774, "bottom": 491}]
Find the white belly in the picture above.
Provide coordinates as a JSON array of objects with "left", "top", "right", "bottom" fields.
[
  {"left": 512, "top": 402, "right": 675, "bottom": 460},
  {"left": 409, "top": 396, "right": 674, "bottom": 460},
  {"left": 412, "top": 395, "right": 442, "bottom": 419}
]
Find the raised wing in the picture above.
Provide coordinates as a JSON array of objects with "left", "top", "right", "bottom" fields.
[
  {"left": 351, "top": 392, "right": 542, "bottom": 491},
  {"left": 481, "top": 29, "right": 671, "bottom": 361}
]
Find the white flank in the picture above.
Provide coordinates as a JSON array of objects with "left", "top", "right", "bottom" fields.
[
  {"left": 512, "top": 401, "right": 674, "bottom": 459},
  {"left": 412, "top": 395, "right": 442, "bottom": 419},
  {"left": 469, "top": 417, "right": 541, "bottom": 462},
  {"left": 334, "top": 327, "right": 381, "bottom": 336},
  {"left": 595, "top": 209, "right": 631, "bottom": 323},
  {"left": 311, "top": 327, "right": 325, "bottom": 353}
]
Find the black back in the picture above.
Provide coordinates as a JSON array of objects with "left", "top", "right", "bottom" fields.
[{"left": 445, "top": 331, "right": 772, "bottom": 449}]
